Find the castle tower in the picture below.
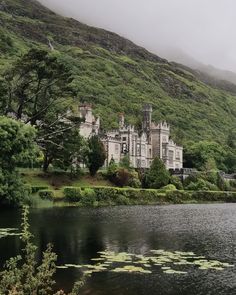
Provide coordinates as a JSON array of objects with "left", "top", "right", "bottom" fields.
[
  {"left": 118, "top": 113, "right": 125, "bottom": 128},
  {"left": 79, "top": 104, "right": 93, "bottom": 120},
  {"left": 142, "top": 104, "right": 152, "bottom": 143},
  {"left": 79, "top": 104, "right": 100, "bottom": 138}
]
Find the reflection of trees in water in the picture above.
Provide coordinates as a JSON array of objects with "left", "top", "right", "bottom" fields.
[{"left": 0, "top": 209, "right": 22, "bottom": 267}]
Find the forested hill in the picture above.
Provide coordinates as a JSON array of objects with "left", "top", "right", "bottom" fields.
[{"left": 1, "top": 0, "right": 236, "bottom": 145}]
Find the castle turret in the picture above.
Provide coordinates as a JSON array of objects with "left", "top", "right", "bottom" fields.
[
  {"left": 79, "top": 104, "right": 100, "bottom": 138},
  {"left": 118, "top": 113, "right": 125, "bottom": 128},
  {"left": 142, "top": 104, "right": 152, "bottom": 143}
]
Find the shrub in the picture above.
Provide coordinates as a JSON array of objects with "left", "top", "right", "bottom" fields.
[
  {"left": 81, "top": 188, "right": 97, "bottom": 206},
  {"left": 161, "top": 184, "right": 177, "bottom": 192},
  {"left": 170, "top": 176, "right": 183, "bottom": 190},
  {"left": 127, "top": 171, "right": 141, "bottom": 188},
  {"left": 166, "top": 191, "right": 192, "bottom": 204},
  {"left": 186, "top": 179, "right": 219, "bottom": 191},
  {"left": 38, "top": 190, "right": 55, "bottom": 201},
  {"left": 115, "top": 168, "right": 130, "bottom": 187},
  {"left": 64, "top": 187, "right": 83, "bottom": 202},
  {"left": 229, "top": 180, "right": 236, "bottom": 190},
  {"left": 116, "top": 195, "right": 130, "bottom": 205}
]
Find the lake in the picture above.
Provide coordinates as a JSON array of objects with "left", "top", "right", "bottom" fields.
[{"left": 0, "top": 204, "right": 236, "bottom": 294}]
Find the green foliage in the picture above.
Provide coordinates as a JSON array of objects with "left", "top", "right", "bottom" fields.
[
  {"left": 191, "top": 191, "right": 236, "bottom": 202},
  {"left": 170, "top": 176, "right": 183, "bottom": 190},
  {"left": 64, "top": 187, "right": 83, "bottom": 202},
  {"left": 61, "top": 185, "right": 236, "bottom": 206},
  {"left": 106, "top": 161, "right": 141, "bottom": 188},
  {"left": 119, "top": 155, "right": 132, "bottom": 170},
  {"left": 161, "top": 184, "right": 177, "bottom": 191},
  {"left": 184, "top": 141, "right": 227, "bottom": 171},
  {"left": 216, "top": 173, "right": 231, "bottom": 191},
  {"left": 1, "top": 48, "right": 73, "bottom": 123},
  {"left": 39, "top": 189, "right": 55, "bottom": 201},
  {"left": 63, "top": 186, "right": 166, "bottom": 206},
  {"left": 229, "top": 179, "right": 236, "bottom": 189},
  {"left": 0, "top": 206, "right": 86, "bottom": 294},
  {"left": 185, "top": 179, "right": 219, "bottom": 191},
  {"left": 0, "top": 206, "right": 57, "bottom": 294},
  {"left": 1, "top": 0, "right": 236, "bottom": 174},
  {"left": 144, "top": 157, "right": 170, "bottom": 189},
  {"left": 0, "top": 117, "right": 36, "bottom": 206},
  {"left": 80, "top": 188, "right": 97, "bottom": 206},
  {"left": 166, "top": 191, "right": 192, "bottom": 204},
  {"left": 127, "top": 170, "right": 142, "bottom": 188},
  {"left": 183, "top": 171, "right": 231, "bottom": 191},
  {"left": 0, "top": 48, "right": 85, "bottom": 173},
  {"left": 0, "top": 29, "right": 13, "bottom": 53},
  {"left": 224, "top": 151, "right": 236, "bottom": 173},
  {"left": 87, "top": 135, "right": 106, "bottom": 176},
  {"left": 0, "top": 169, "right": 31, "bottom": 207},
  {"left": 42, "top": 122, "right": 84, "bottom": 173},
  {"left": 116, "top": 195, "right": 131, "bottom": 205},
  {"left": 0, "top": 116, "right": 36, "bottom": 170}
]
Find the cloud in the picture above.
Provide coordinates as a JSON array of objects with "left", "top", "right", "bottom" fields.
[{"left": 38, "top": 0, "right": 236, "bottom": 72}]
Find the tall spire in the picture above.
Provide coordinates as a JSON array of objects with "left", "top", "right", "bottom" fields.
[{"left": 142, "top": 104, "right": 152, "bottom": 143}]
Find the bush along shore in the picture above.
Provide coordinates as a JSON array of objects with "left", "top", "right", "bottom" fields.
[{"left": 32, "top": 185, "right": 236, "bottom": 207}]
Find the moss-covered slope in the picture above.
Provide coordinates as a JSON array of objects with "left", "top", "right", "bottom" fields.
[{"left": 0, "top": 0, "right": 236, "bottom": 145}]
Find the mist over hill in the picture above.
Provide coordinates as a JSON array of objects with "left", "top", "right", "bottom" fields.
[{"left": 0, "top": 0, "right": 236, "bottom": 146}]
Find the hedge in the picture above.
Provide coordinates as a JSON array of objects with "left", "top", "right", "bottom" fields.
[
  {"left": 191, "top": 191, "right": 236, "bottom": 202},
  {"left": 62, "top": 187, "right": 236, "bottom": 206},
  {"left": 63, "top": 187, "right": 83, "bottom": 202},
  {"left": 63, "top": 186, "right": 166, "bottom": 205}
]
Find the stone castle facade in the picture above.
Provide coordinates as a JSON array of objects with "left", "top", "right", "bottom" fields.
[{"left": 79, "top": 104, "right": 183, "bottom": 170}]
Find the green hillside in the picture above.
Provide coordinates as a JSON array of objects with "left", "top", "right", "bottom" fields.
[{"left": 0, "top": 0, "right": 236, "bottom": 145}]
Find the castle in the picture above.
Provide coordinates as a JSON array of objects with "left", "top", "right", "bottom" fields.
[{"left": 79, "top": 104, "right": 183, "bottom": 170}]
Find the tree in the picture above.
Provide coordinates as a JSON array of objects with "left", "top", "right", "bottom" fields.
[
  {"left": 144, "top": 157, "right": 170, "bottom": 189},
  {"left": 224, "top": 151, "right": 236, "bottom": 173},
  {"left": 1, "top": 48, "right": 73, "bottom": 124},
  {"left": 0, "top": 48, "right": 88, "bottom": 172},
  {"left": 87, "top": 135, "right": 106, "bottom": 176},
  {"left": 0, "top": 116, "right": 36, "bottom": 206},
  {"left": 184, "top": 141, "right": 227, "bottom": 171},
  {"left": 119, "top": 155, "right": 131, "bottom": 170},
  {"left": 38, "top": 118, "right": 84, "bottom": 173}
]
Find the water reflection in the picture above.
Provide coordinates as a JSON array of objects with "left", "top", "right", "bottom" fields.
[{"left": 0, "top": 204, "right": 236, "bottom": 294}]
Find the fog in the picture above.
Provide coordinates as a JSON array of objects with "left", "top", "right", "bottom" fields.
[{"left": 38, "top": 0, "right": 236, "bottom": 72}]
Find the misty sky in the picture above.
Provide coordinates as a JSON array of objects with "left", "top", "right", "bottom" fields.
[{"left": 38, "top": 0, "right": 236, "bottom": 72}]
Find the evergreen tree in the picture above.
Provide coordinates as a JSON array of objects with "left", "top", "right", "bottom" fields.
[
  {"left": 119, "top": 155, "right": 131, "bottom": 170},
  {"left": 144, "top": 157, "right": 170, "bottom": 189},
  {"left": 87, "top": 135, "right": 106, "bottom": 176}
]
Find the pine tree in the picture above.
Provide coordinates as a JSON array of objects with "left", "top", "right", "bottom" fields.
[
  {"left": 87, "top": 135, "right": 106, "bottom": 176},
  {"left": 144, "top": 157, "right": 170, "bottom": 189}
]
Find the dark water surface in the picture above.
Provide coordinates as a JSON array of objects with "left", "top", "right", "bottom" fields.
[{"left": 0, "top": 204, "right": 236, "bottom": 295}]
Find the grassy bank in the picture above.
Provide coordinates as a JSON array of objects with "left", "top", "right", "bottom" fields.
[{"left": 22, "top": 170, "right": 236, "bottom": 207}]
